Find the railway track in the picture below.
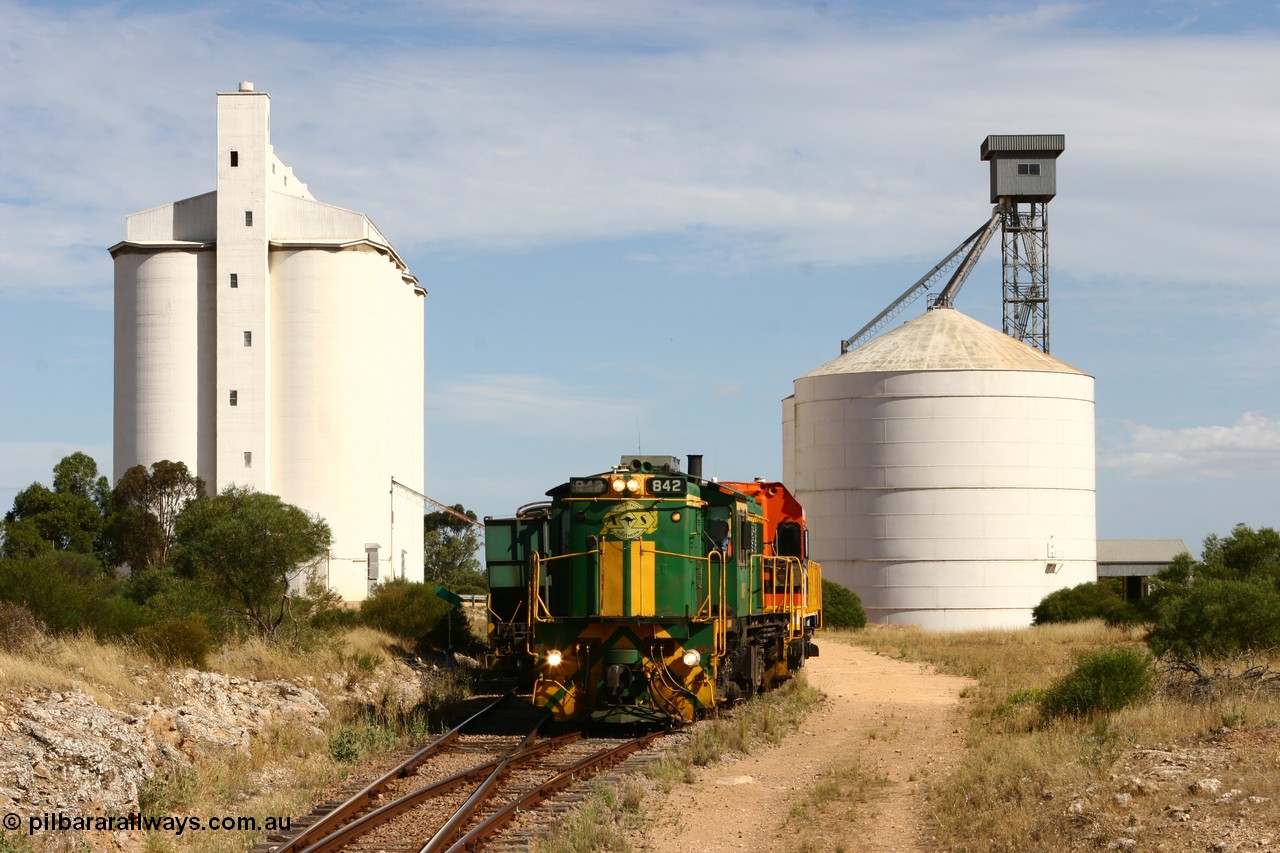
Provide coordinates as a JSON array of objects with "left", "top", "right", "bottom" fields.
[{"left": 253, "top": 693, "right": 668, "bottom": 853}]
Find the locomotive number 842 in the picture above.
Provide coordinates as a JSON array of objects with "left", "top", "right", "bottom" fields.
[{"left": 485, "top": 454, "right": 822, "bottom": 724}]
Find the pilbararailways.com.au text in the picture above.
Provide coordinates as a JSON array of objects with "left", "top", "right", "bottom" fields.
[{"left": 10, "top": 812, "right": 292, "bottom": 836}]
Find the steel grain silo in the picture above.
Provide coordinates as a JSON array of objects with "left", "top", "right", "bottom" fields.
[{"left": 783, "top": 308, "right": 1096, "bottom": 629}]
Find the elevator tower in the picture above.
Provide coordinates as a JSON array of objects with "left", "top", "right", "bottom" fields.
[{"left": 981, "top": 134, "right": 1065, "bottom": 354}]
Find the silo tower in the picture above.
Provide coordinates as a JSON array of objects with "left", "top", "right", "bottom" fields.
[{"left": 982, "top": 134, "right": 1065, "bottom": 354}]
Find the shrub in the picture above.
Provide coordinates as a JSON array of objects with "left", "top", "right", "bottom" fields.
[
  {"left": 0, "top": 552, "right": 146, "bottom": 639},
  {"left": 1041, "top": 647, "right": 1153, "bottom": 718},
  {"left": 135, "top": 614, "right": 214, "bottom": 667},
  {"left": 1146, "top": 577, "right": 1280, "bottom": 660},
  {"left": 360, "top": 578, "right": 477, "bottom": 654},
  {"left": 0, "top": 602, "right": 48, "bottom": 655},
  {"left": 821, "top": 579, "right": 867, "bottom": 629},
  {"left": 1033, "top": 580, "right": 1139, "bottom": 626}
]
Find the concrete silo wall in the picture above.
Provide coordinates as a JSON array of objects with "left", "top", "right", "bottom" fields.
[
  {"left": 113, "top": 250, "right": 216, "bottom": 485},
  {"left": 270, "top": 247, "right": 424, "bottom": 600}
]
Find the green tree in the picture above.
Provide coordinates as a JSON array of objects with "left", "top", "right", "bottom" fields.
[
  {"left": 1201, "top": 525, "right": 1280, "bottom": 581},
  {"left": 0, "top": 518, "right": 52, "bottom": 559},
  {"left": 1145, "top": 525, "right": 1280, "bottom": 661},
  {"left": 2, "top": 453, "right": 110, "bottom": 558},
  {"left": 52, "top": 451, "right": 111, "bottom": 511},
  {"left": 173, "top": 486, "right": 331, "bottom": 638},
  {"left": 106, "top": 460, "right": 206, "bottom": 569},
  {"left": 424, "top": 505, "right": 485, "bottom": 593}
]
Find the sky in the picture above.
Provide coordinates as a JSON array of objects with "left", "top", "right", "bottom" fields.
[{"left": 1, "top": 0, "right": 1278, "bottom": 559}]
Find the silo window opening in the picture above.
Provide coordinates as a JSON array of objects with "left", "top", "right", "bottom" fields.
[
  {"left": 243, "top": 331, "right": 252, "bottom": 346},
  {"left": 243, "top": 451, "right": 252, "bottom": 468},
  {"left": 244, "top": 211, "right": 253, "bottom": 226},
  {"left": 1045, "top": 562, "right": 1061, "bottom": 574},
  {"left": 1017, "top": 163, "right": 1041, "bottom": 176},
  {"left": 230, "top": 150, "right": 239, "bottom": 167},
  {"left": 229, "top": 390, "right": 238, "bottom": 406},
  {"left": 229, "top": 273, "right": 238, "bottom": 289}
]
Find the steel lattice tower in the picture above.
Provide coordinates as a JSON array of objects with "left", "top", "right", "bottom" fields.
[{"left": 981, "top": 135, "right": 1065, "bottom": 354}]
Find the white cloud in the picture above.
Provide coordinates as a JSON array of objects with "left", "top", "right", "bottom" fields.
[
  {"left": 427, "top": 374, "right": 647, "bottom": 437},
  {"left": 1101, "top": 412, "right": 1280, "bottom": 477},
  {"left": 3, "top": 1, "right": 1278, "bottom": 306}
]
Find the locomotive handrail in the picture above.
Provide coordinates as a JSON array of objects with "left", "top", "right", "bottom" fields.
[
  {"left": 528, "top": 552, "right": 555, "bottom": 626},
  {"left": 527, "top": 547, "right": 600, "bottom": 629},
  {"left": 708, "top": 549, "right": 728, "bottom": 659},
  {"left": 696, "top": 550, "right": 721, "bottom": 623}
]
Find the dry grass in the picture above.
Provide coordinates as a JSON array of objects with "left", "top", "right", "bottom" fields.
[
  {"left": 138, "top": 720, "right": 354, "bottom": 853},
  {"left": 785, "top": 761, "right": 889, "bottom": 853},
  {"left": 0, "top": 631, "right": 173, "bottom": 708},
  {"left": 1, "top": 623, "right": 467, "bottom": 853},
  {"left": 836, "top": 622, "right": 1280, "bottom": 852},
  {"left": 206, "top": 625, "right": 400, "bottom": 683}
]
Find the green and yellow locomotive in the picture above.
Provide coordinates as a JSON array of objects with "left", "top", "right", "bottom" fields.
[{"left": 485, "top": 455, "right": 822, "bottom": 724}]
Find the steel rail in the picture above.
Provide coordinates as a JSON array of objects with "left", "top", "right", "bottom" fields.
[
  {"left": 443, "top": 729, "right": 667, "bottom": 852},
  {"left": 418, "top": 717, "right": 549, "bottom": 853},
  {"left": 271, "top": 692, "right": 511, "bottom": 853},
  {"left": 292, "top": 732, "right": 581, "bottom": 853}
]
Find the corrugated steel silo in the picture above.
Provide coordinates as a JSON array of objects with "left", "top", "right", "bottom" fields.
[{"left": 784, "top": 308, "right": 1096, "bottom": 629}]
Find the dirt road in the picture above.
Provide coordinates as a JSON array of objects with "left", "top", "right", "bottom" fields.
[{"left": 640, "top": 637, "right": 975, "bottom": 852}]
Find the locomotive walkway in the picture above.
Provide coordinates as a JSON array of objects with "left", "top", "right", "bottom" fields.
[{"left": 641, "top": 637, "right": 975, "bottom": 852}]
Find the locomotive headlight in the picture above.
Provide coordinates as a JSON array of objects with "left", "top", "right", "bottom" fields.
[
  {"left": 681, "top": 649, "right": 701, "bottom": 667},
  {"left": 611, "top": 479, "right": 626, "bottom": 493},
  {"left": 545, "top": 650, "right": 563, "bottom": 668},
  {"left": 626, "top": 479, "right": 640, "bottom": 492}
]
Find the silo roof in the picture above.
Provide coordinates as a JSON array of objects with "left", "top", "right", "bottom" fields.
[{"left": 805, "top": 308, "right": 1088, "bottom": 376}]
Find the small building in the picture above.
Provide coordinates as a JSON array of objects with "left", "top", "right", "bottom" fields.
[
  {"left": 981, "top": 134, "right": 1065, "bottom": 203},
  {"left": 1097, "top": 539, "right": 1191, "bottom": 601}
]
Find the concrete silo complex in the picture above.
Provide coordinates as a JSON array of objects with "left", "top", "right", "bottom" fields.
[
  {"left": 111, "top": 84, "right": 426, "bottom": 600},
  {"left": 783, "top": 307, "right": 1096, "bottom": 629}
]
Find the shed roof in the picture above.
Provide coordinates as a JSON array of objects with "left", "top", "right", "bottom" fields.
[{"left": 1097, "top": 539, "right": 1192, "bottom": 564}]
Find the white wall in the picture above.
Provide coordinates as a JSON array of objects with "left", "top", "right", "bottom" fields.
[{"left": 788, "top": 367, "right": 1096, "bottom": 629}]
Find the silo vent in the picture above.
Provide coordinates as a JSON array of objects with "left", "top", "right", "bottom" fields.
[{"left": 239, "top": 81, "right": 255, "bottom": 92}]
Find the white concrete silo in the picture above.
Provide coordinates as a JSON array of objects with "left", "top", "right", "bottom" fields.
[
  {"left": 784, "top": 307, "right": 1096, "bottom": 629},
  {"left": 112, "top": 86, "right": 426, "bottom": 600}
]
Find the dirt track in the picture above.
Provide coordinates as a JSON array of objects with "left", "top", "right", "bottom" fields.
[{"left": 640, "top": 638, "right": 975, "bottom": 852}]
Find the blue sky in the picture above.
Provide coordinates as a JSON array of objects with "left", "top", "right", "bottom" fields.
[{"left": 1, "top": 0, "right": 1277, "bottom": 558}]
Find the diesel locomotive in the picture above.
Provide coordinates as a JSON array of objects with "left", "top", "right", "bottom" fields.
[{"left": 485, "top": 455, "right": 822, "bottom": 724}]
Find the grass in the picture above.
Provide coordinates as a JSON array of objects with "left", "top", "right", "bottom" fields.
[
  {"left": 785, "top": 762, "right": 889, "bottom": 853},
  {"left": 2, "top": 623, "right": 472, "bottom": 853},
  {"left": 0, "top": 630, "right": 174, "bottom": 708},
  {"left": 535, "top": 675, "right": 825, "bottom": 853},
  {"left": 532, "top": 778, "right": 647, "bottom": 853},
  {"left": 831, "top": 622, "right": 1280, "bottom": 853}
]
